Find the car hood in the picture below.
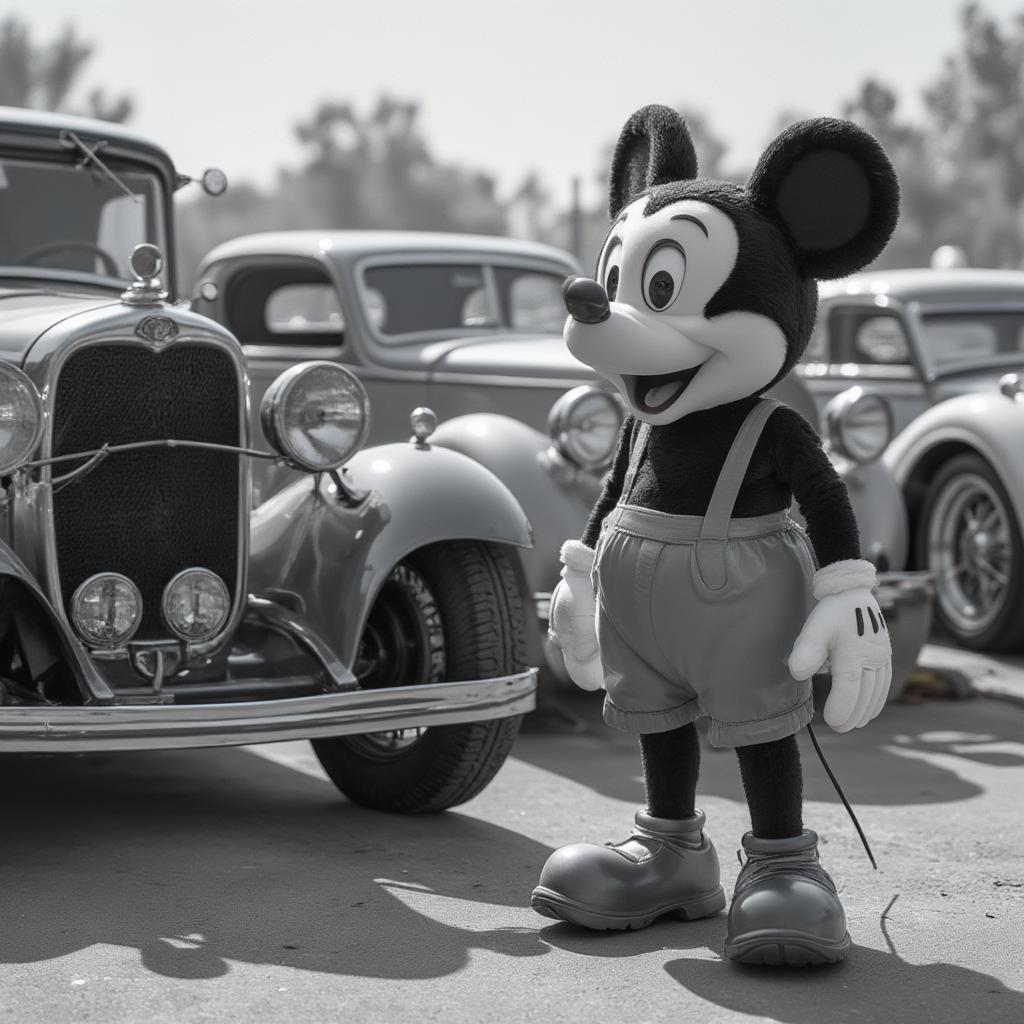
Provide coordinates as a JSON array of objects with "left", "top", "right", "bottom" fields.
[
  {"left": 934, "top": 363, "right": 1024, "bottom": 393},
  {"left": 0, "top": 289, "right": 119, "bottom": 363},
  {"left": 425, "top": 333, "right": 599, "bottom": 384}
]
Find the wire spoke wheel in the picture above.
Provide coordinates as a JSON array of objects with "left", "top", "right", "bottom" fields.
[{"left": 919, "top": 454, "right": 1024, "bottom": 651}]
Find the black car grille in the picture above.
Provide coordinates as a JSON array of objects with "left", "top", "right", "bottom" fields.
[{"left": 51, "top": 342, "right": 242, "bottom": 641}]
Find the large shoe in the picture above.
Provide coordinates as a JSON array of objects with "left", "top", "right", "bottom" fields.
[
  {"left": 724, "top": 830, "right": 851, "bottom": 966},
  {"left": 531, "top": 809, "right": 725, "bottom": 931}
]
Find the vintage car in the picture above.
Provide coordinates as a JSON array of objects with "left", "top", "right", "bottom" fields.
[
  {"left": 800, "top": 268, "right": 1024, "bottom": 651},
  {"left": 195, "top": 232, "right": 933, "bottom": 693},
  {"left": 0, "top": 107, "right": 537, "bottom": 812}
]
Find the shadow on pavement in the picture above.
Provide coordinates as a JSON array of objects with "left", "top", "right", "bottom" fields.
[
  {"left": 540, "top": 916, "right": 1024, "bottom": 1024},
  {"left": 516, "top": 690, "right": 1024, "bottom": 807},
  {"left": 0, "top": 747, "right": 551, "bottom": 981},
  {"left": 663, "top": 946, "right": 1024, "bottom": 1024}
]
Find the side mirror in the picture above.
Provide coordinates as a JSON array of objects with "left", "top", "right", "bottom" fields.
[
  {"left": 174, "top": 168, "right": 229, "bottom": 197},
  {"left": 201, "top": 168, "right": 228, "bottom": 197}
]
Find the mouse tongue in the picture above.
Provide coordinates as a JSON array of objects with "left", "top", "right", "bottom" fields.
[
  {"left": 633, "top": 364, "right": 703, "bottom": 414},
  {"left": 645, "top": 381, "right": 683, "bottom": 408}
]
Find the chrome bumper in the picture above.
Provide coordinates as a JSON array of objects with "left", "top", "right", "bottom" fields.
[{"left": 0, "top": 669, "right": 537, "bottom": 752}]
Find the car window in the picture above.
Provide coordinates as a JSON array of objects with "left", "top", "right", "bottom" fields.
[
  {"left": 0, "top": 156, "right": 166, "bottom": 284},
  {"left": 493, "top": 268, "right": 566, "bottom": 332},
  {"left": 225, "top": 264, "right": 344, "bottom": 346},
  {"left": 265, "top": 283, "right": 344, "bottom": 336},
  {"left": 854, "top": 316, "right": 911, "bottom": 363},
  {"left": 918, "top": 313, "right": 1024, "bottom": 368},
  {"left": 828, "top": 309, "right": 911, "bottom": 366},
  {"left": 361, "top": 264, "right": 498, "bottom": 340}
]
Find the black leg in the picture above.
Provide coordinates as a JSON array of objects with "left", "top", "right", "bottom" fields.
[
  {"left": 736, "top": 735, "right": 804, "bottom": 839},
  {"left": 639, "top": 722, "right": 701, "bottom": 820}
]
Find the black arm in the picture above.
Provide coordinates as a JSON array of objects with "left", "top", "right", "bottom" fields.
[
  {"left": 769, "top": 406, "right": 861, "bottom": 568},
  {"left": 580, "top": 416, "right": 636, "bottom": 548}
]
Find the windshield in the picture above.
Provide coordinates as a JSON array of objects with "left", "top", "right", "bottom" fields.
[
  {"left": 0, "top": 155, "right": 167, "bottom": 286},
  {"left": 359, "top": 262, "right": 567, "bottom": 342},
  {"left": 918, "top": 311, "right": 1024, "bottom": 369}
]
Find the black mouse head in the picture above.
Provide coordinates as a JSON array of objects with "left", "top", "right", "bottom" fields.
[{"left": 563, "top": 104, "right": 899, "bottom": 423}]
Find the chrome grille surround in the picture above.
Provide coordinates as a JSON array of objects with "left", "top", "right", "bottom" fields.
[{"left": 18, "top": 307, "right": 251, "bottom": 663}]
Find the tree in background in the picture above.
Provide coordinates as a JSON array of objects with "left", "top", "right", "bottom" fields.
[
  {"left": 178, "top": 94, "right": 507, "bottom": 287},
  {"left": 0, "top": 17, "right": 132, "bottom": 121},
  {"left": 918, "top": 2, "right": 1024, "bottom": 265}
]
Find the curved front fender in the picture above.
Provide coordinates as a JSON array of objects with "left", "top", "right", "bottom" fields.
[
  {"left": 0, "top": 539, "right": 114, "bottom": 703},
  {"left": 430, "top": 413, "right": 602, "bottom": 595},
  {"left": 248, "top": 442, "right": 532, "bottom": 665},
  {"left": 884, "top": 392, "right": 1024, "bottom": 530},
  {"left": 836, "top": 458, "right": 909, "bottom": 570}
]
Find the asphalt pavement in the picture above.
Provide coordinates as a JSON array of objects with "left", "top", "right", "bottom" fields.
[{"left": 1, "top": 650, "right": 1023, "bottom": 1024}]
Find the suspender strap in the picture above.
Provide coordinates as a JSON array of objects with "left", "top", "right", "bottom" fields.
[
  {"left": 621, "top": 420, "right": 651, "bottom": 506},
  {"left": 700, "top": 399, "right": 782, "bottom": 541},
  {"left": 695, "top": 398, "right": 781, "bottom": 591}
]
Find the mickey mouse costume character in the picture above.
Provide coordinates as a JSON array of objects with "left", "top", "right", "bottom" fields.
[{"left": 533, "top": 105, "right": 898, "bottom": 966}]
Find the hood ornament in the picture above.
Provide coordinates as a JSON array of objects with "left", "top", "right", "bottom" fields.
[{"left": 121, "top": 243, "right": 168, "bottom": 306}]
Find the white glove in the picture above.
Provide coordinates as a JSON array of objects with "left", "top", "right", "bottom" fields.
[
  {"left": 788, "top": 559, "right": 892, "bottom": 733},
  {"left": 548, "top": 540, "right": 605, "bottom": 691}
]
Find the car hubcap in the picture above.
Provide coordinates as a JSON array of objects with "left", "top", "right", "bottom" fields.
[{"left": 927, "top": 473, "right": 1013, "bottom": 636}]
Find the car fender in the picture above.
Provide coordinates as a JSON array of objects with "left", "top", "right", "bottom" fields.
[
  {"left": 248, "top": 441, "right": 533, "bottom": 666},
  {"left": 0, "top": 539, "right": 114, "bottom": 703},
  {"left": 429, "top": 413, "right": 603, "bottom": 596},
  {"left": 883, "top": 391, "right": 1024, "bottom": 532},
  {"left": 834, "top": 458, "right": 910, "bottom": 570}
]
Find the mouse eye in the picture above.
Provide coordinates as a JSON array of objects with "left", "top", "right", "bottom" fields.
[
  {"left": 601, "top": 240, "right": 622, "bottom": 301},
  {"left": 642, "top": 241, "right": 686, "bottom": 311}
]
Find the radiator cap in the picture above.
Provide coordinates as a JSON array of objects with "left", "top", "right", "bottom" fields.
[{"left": 121, "top": 243, "right": 168, "bottom": 306}]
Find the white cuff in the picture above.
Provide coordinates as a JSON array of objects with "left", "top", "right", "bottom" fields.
[
  {"left": 812, "top": 558, "right": 877, "bottom": 600},
  {"left": 560, "top": 539, "right": 595, "bottom": 573}
]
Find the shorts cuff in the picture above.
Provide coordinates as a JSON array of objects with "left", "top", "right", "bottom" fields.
[
  {"left": 602, "top": 695, "right": 701, "bottom": 734},
  {"left": 708, "top": 696, "right": 814, "bottom": 749}
]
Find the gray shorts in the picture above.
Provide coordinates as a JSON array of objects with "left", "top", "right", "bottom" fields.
[{"left": 593, "top": 504, "right": 816, "bottom": 748}]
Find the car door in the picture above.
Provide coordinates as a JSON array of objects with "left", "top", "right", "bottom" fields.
[{"left": 798, "top": 303, "right": 931, "bottom": 435}]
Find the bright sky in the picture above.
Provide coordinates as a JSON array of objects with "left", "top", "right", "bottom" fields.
[{"left": 21, "top": 0, "right": 1024, "bottom": 207}]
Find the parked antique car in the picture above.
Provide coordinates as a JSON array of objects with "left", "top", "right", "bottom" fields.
[
  {"left": 0, "top": 107, "right": 537, "bottom": 812},
  {"left": 800, "top": 268, "right": 1024, "bottom": 650},
  {"left": 195, "top": 232, "right": 933, "bottom": 692}
]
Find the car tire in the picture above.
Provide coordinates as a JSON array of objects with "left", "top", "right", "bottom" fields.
[
  {"left": 311, "top": 540, "right": 527, "bottom": 812},
  {"left": 916, "top": 452, "right": 1024, "bottom": 651}
]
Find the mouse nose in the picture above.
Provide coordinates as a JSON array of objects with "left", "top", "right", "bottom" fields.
[{"left": 562, "top": 276, "right": 610, "bottom": 324}]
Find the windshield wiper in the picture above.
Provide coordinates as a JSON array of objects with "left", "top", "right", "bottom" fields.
[{"left": 59, "top": 129, "right": 141, "bottom": 204}]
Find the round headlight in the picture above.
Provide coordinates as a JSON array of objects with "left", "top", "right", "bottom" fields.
[
  {"left": 824, "top": 387, "right": 894, "bottom": 465},
  {"left": 162, "top": 568, "right": 231, "bottom": 642},
  {"left": 261, "top": 361, "right": 370, "bottom": 472},
  {"left": 70, "top": 573, "right": 142, "bottom": 648},
  {"left": 547, "top": 386, "right": 623, "bottom": 470},
  {"left": 0, "top": 363, "right": 43, "bottom": 475}
]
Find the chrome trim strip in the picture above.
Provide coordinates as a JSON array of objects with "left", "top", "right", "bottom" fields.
[
  {"left": 20, "top": 314, "right": 251, "bottom": 663},
  {"left": 429, "top": 371, "right": 590, "bottom": 390},
  {"left": 0, "top": 669, "right": 537, "bottom": 751},
  {"left": 795, "top": 363, "right": 919, "bottom": 381}
]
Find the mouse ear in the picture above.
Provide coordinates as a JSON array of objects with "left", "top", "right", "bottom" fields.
[
  {"left": 609, "top": 105, "right": 698, "bottom": 219},
  {"left": 747, "top": 118, "right": 899, "bottom": 280}
]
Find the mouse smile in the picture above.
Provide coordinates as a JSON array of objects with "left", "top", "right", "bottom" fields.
[{"left": 625, "top": 365, "right": 703, "bottom": 414}]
